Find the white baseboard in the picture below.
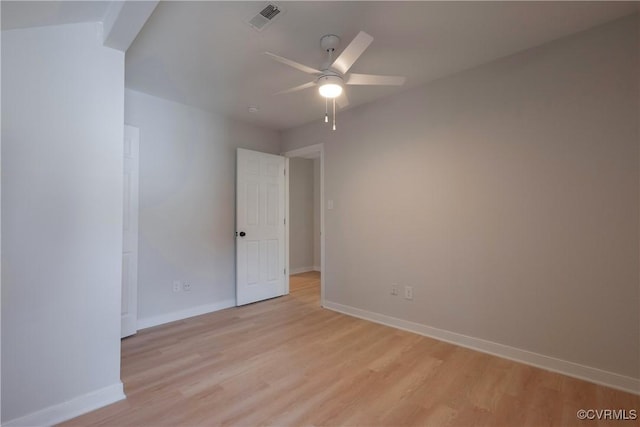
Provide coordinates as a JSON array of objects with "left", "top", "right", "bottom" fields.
[
  {"left": 323, "top": 301, "right": 640, "bottom": 396},
  {"left": 313, "top": 265, "right": 321, "bottom": 272},
  {"left": 137, "top": 299, "right": 235, "bottom": 330},
  {"left": 289, "top": 266, "right": 316, "bottom": 275},
  {"left": 2, "top": 382, "right": 125, "bottom": 427}
]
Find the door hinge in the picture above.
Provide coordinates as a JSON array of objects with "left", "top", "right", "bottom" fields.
[
  {"left": 284, "top": 268, "right": 286, "bottom": 275},
  {"left": 284, "top": 218, "right": 286, "bottom": 225},
  {"left": 284, "top": 168, "right": 286, "bottom": 176}
]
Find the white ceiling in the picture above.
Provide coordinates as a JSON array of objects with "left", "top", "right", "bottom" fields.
[
  {"left": 2, "top": 1, "right": 638, "bottom": 131},
  {"left": 1, "top": 1, "right": 111, "bottom": 30},
  {"left": 125, "top": 1, "right": 637, "bottom": 130}
]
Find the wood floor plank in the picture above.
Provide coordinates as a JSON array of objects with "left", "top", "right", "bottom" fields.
[{"left": 60, "top": 272, "right": 639, "bottom": 426}]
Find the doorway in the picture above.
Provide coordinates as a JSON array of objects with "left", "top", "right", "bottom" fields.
[{"left": 283, "top": 144, "right": 325, "bottom": 306}]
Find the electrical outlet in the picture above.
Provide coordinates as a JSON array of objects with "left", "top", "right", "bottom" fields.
[
  {"left": 404, "top": 285, "right": 413, "bottom": 300},
  {"left": 391, "top": 284, "right": 399, "bottom": 296},
  {"left": 183, "top": 282, "right": 192, "bottom": 292},
  {"left": 173, "top": 280, "right": 182, "bottom": 293}
]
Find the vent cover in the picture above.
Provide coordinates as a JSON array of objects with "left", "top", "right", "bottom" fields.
[{"left": 247, "top": 3, "right": 283, "bottom": 31}]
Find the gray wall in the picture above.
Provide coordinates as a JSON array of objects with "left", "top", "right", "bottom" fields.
[
  {"left": 289, "top": 158, "right": 315, "bottom": 272},
  {"left": 282, "top": 16, "right": 639, "bottom": 379},
  {"left": 125, "top": 89, "right": 280, "bottom": 323},
  {"left": 2, "top": 23, "right": 124, "bottom": 422}
]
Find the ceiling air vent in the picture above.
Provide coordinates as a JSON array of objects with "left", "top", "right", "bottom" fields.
[{"left": 247, "top": 3, "right": 284, "bottom": 32}]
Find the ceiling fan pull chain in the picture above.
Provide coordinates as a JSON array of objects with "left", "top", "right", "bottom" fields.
[
  {"left": 332, "top": 98, "right": 336, "bottom": 131},
  {"left": 325, "top": 98, "right": 329, "bottom": 123}
]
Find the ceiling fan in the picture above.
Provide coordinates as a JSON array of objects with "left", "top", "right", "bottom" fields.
[{"left": 265, "top": 31, "right": 406, "bottom": 129}]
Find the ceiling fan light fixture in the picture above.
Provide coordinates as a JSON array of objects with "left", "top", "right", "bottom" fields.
[
  {"left": 318, "top": 75, "right": 343, "bottom": 98},
  {"left": 319, "top": 83, "right": 342, "bottom": 98}
]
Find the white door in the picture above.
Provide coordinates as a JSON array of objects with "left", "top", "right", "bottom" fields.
[
  {"left": 236, "top": 148, "right": 286, "bottom": 305},
  {"left": 122, "top": 125, "right": 139, "bottom": 337}
]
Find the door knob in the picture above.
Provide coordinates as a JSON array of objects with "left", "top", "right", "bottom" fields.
[{"left": 239, "top": 231, "right": 246, "bottom": 237}]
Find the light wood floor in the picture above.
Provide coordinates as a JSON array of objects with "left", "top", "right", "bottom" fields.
[{"left": 62, "top": 271, "right": 638, "bottom": 426}]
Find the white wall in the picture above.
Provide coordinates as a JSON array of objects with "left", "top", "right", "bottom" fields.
[
  {"left": 1, "top": 22, "right": 125, "bottom": 423},
  {"left": 313, "top": 158, "right": 321, "bottom": 270},
  {"left": 1, "top": 14, "right": 3, "bottom": 426},
  {"left": 125, "top": 89, "right": 280, "bottom": 325},
  {"left": 289, "top": 158, "right": 315, "bottom": 272},
  {"left": 282, "top": 16, "right": 640, "bottom": 384}
]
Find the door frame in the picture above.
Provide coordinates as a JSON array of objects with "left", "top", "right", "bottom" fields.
[
  {"left": 281, "top": 143, "right": 325, "bottom": 306},
  {"left": 122, "top": 124, "right": 140, "bottom": 338}
]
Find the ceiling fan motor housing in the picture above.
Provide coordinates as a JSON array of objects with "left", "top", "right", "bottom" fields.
[{"left": 318, "top": 74, "right": 343, "bottom": 84}]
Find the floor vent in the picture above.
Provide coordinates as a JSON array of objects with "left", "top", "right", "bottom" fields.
[{"left": 247, "top": 3, "right": 283, "bottom": 31}]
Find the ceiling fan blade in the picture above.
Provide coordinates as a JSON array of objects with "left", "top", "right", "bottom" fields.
[
  {"left": 275, "top": 81, "right": 316, "bottom": 95},
  {"left": 264, "top": 52, "right": 321, "bottom": 75},
  {"left": 336, "top": 93, "right": 350, "bottom": 109},
  {"left": 331, "top": 31, "right": 374, "bottom": 75},
  {"left": 347, "top": 73, "right": 406, "bottom": 86}
]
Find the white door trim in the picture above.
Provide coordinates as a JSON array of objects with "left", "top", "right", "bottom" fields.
[
  {"left": 284, "top": 157, "right": 290, "bottom": 295},
  {"left": 281, "top": 143, "right": 325, "bottom": 306}
]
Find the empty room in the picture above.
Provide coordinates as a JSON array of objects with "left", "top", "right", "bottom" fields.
[{"left": 1, "top": 1, "right": 639, "bottom": 426}]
